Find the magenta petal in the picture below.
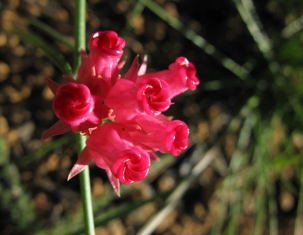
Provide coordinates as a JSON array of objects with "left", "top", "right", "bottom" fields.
[
  {"left": 53, "top": 82, "right": 95, "bottom": 127},
  {"left": 42, "top": 30, "right": 199, "bottom": 195},
  {"left": 68, "top": 147, "right": 92, "bottom": 180},
  {"left": 105, "top": 79, "right": 137, "bottom": 121},
  {"left": 136, "top": 78, "right": 171, "bottom": 115},
  {"left": 90, "top": 31, "right": 125, "bottom": 56},
  {"left": 111, "top": 148, "right": 150, "bottom": 184},
  {"left": 105, "top": 169, "right": 120, "bottom": 196},
  {"left": 41, "top": 120, "right": 71, "bottom": 139},
  {"left": 46, "top": 77, "right": 60, "bottom": 94},
  {"left": 166, "top": 120, "right": 189, "bottom": 156},
  {"left": 123, "top": 56, "right": 139, "bottom": 82}
]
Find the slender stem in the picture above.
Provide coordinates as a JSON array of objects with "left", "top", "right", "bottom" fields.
[
  {"left": 74, "top": 0, "right": 95, "bottom": 234},
  {"left": 74, "top": 0, "right": 87, "bottom": 73},
  {"left": 77, "top": 134, "right": 95, "bottom": 235}
]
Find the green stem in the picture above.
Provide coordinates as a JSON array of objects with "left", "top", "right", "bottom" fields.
[
  {"left": 74, "top": 0, "right": 95, "bottom": 234},
  {"left": 74, "top": 0, "right": 87, "bottom": 73},
  {"left": 77, "top": 135, "right": 95, "bottom": 235}
]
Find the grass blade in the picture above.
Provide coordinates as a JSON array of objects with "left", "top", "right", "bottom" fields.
[
  {"left": 281, "top": 15, "right": 303, "bottom": 39},
  {"left": 11, "top": 30, "right": 72, "bottom": 75},
  {"left": 29, "top": 18, "right": 74, "bottom": 50},
  {"left": 233, "top": 0, "right": 273, "bottom": 61},
  {"left": 138, "top": 0, "right": 249, "bottom": 80}
]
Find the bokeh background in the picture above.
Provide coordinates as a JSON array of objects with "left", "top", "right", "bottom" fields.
[{"left": 1, "top": 0, "right": 303, "bottom": 234}]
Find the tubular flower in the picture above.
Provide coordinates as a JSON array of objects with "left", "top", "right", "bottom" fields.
[
  {"left": 136, "top": 77, "right": 171, "bottom": 115},
  {"left": 139, "top": 56, "right": 200, "bottom": 98},
  {"left": 43, "top": 30, "right": 200, "bottom": 195},
  {"left": 42, "top": 78, "right": 103, "bottom": 138},
  {"left": 52, "top": 82, "right": 95, "bottom": 132},
  {"left": 78, "top": 31, "right": 126, "bottom": 87},
  {"left": 111, "top": 148, "right": 151, "bottom": 185},
  {"left": 105, "top": 76, "right": 171, "bottom": 122},
  {"left": 126, "top": 114, "right": 189, "bottom": 156},
  {"left": 70, "top": 122, "right": 150, "bottom": 195}
]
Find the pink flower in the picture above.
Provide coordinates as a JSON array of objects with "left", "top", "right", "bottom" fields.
[
  {"left": 78, "top": 31, "right": 126, "bottom": 91},
  {"left": 126, "top": 114, "right": 189, "bottom": 156},
  {"left": 171, "top": 56, "right": 200, "bottom": 91},
  {"left": 136, "top": 77, "right": 171, "bottom": 115},
  {"left": 42, "top": 30, "right": 200, "bottom": 194},
  {"left": 110, "top": 148, "right": 151, "bottom": 185},
  {"left": 69, "top": 122, "right": 151, "bottom": 195},
  {"left": 139, "top": 56, "right": 200, "bottom": 98},
  {"left": 52, "top": 82, "right": 95, "bottom": 129},
  {"left": 105, "top": 76, "right": 171, "bottom": 122},
  {"left": 90, "top": 30, "right": 125, "bottom": 57},
  {"left": 42, "top": 78, "right": 104, "bottom": 139}
]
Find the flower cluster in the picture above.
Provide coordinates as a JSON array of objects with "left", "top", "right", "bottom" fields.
[{"left": 42, "top": 31, "right": 200, "bottom": 195}]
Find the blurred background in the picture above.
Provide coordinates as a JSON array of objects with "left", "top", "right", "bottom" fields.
[{"left": 1, "top": 0, "right": 303, "bottom": 234}]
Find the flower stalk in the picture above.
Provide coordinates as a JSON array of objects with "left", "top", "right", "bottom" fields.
[{"left": 74, "top": 0, "right": 95, "bottom": 234}]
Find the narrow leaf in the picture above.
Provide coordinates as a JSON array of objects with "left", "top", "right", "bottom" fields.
[
  {"left": 29, "top": 18, "right": 74, "bottom": 50},
  {"left": 11, "top": 30, "right": 72, "bottom": 75}
]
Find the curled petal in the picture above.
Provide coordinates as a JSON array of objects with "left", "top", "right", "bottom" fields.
[
  {"left": 165, "top": 120, "right": 189, "bottom": 156},
  {"left": 139, "top": 57, "right": 200, "bottom": 98},
  {"left": 105, "top": 77, "right": 171, "bottom": 122},
  {"left": 84, "top": 123, "right": 151, "bottom": 187},
  {"left": 53, "top": 82, "right": 94, "bottom": 126},
  {"left": 90, "top": 31, "right": 126, "bottom": 56},
  {"left": 78, "top": 31, "right": 126, "bottom": 88},
  {"left": 137, "top": 77, "right": 171, "bottom": 115},
  {"left": 173, "top": 57, "right": 200, "bottom": 91},
  {"left": 111, "top": 148, "right": 150, "bottom": 184}
]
